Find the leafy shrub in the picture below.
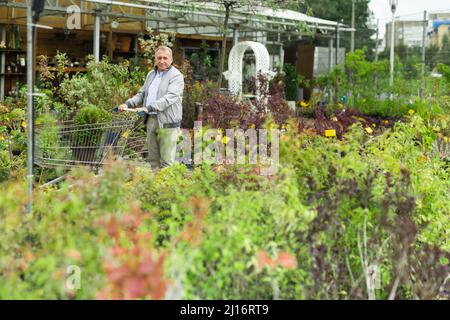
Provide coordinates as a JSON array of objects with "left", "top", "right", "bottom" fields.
[{"left": 0, "top": 122, "right": 448, "bottom": 299}]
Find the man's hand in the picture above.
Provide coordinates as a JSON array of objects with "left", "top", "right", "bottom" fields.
[
  {"left": 118, "top": 104, "right": 128, "bottom": 112},
  {"left": 147, "top": 105, "right": 157, "bottom": 113}
]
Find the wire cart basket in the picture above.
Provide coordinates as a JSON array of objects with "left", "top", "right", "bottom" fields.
[{"left": 35, "top": 109, "right": 148, "bottom": 170}]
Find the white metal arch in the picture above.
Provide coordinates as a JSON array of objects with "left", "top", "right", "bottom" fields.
[{"left": 223, "top": 41, "right": 275, "bottom": 99}]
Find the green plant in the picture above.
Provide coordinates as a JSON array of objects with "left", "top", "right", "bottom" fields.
[
  {"left": 138, "top": 27, "right": 175, "bottom": 69},
  {"left": 283, "top": 63, "right": 302, "bottom": 101},
  {"left": 58, "top": 56, "right": 138, "bottom": 116},
  {"left": 71, "top": 105, "right": 112, "bottom": 163}
]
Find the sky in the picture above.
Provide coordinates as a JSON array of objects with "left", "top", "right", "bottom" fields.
[{"left": 369, "top": 0, "right": 450, "bottom": 39}]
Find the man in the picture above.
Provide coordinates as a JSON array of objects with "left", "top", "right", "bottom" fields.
[{"left": 119, "top": 46, "right": 184, "bottom": 169}]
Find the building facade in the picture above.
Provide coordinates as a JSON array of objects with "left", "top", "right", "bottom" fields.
[
  {"left": 428, "top": 12, "right": 450, "bottom": 48},
  {"left": 385, "top": 20, "right": 426, "bottom": 48}
]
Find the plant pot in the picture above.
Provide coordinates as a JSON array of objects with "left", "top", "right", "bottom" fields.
[
  {"left": 119, "top": 35, "right": 132, "bottom": 52},
  {"left": 286, "top": 101, "right": 296, "bottom": 112}
]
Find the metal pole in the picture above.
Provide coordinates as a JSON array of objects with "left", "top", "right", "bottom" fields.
[
  {"left": 26, "top": 1, "right": 33, "bottom": 214},
  {"left": 232, "top": 28, "right": 239, "bottom": 46},
  {"left": 0, "top": 26, "right": 5, "bottom": 101},
  {"left": 351, "top": 0, "right": 355, "bottom": 52},
  {"left": 389, "top": 13, "right": 396, "bottom": 98},
  {"left": 93, "top": 12, "right": 100, "bottom": 61},
  {"left": 278, "top": 30, "right": 284, "bottom": 70},
  {"left": 329, "top": 38, "right": 333, "bottom": 72},
  {"left": 336, "top": 24, "right": 340, "bottom": 67},
  {"left": 420, "top": 10, "right": 427, "bottom": 99},
  {"left": 375, "top": 19, "right": 379, "bottom": 61}
]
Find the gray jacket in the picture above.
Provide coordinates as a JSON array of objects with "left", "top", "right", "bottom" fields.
[{"left": 125, "top": 65, "right": 184, "bottom": 128}]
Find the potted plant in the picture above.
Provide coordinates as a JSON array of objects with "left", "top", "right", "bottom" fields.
[{"left": 72, "top": 104, "right": 112, "bottom": 164}]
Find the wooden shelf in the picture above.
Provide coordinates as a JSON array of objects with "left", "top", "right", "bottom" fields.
[
  {"left": 0, "top": 73, "right": 25, "bottom": 76},
  {"left": 0, "top": 48, "right": 25, "bottom": 53},
  {"left": 66, "top": 67, "right": 87, "bottom": 72},
  {"left": 113, "top": 50, "right": 137, "bottom": 54}
]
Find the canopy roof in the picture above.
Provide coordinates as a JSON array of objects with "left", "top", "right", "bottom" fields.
[{"left": 1, "top": 1, "right": 352, "bottom": 38}]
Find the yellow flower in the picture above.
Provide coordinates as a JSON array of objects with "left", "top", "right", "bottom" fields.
[
  {"left": 372, "top": 123, "right": 376, "bottom": 127},
  {"left": 21, "top": 121, "right": 27, "bottom": 128},
  {"left": 218, "top": 128, "right": 224, "bottom": 134},
  {"left": 417, "top": 154, "right": 427, "bottom": 163},
  {"left": 121, "top": 129, "right": 130, "bottom": 138},
  {"left": 365, "top": 127, "right": 373, "bottom": 134},
  {"left": 443, "top": 136, "right": 449, "bottom": 143},
  {"left": 383, "top": 120, "right": 389, "bottom": 125},
  {"left": 300, "top": 101, "right": 309, "bottom": 108},
  {"left": 325, "top": 129, "right": 336, "bottom": 137},
  {"left": 408, "top": 109, "right": 415, "bottom": 115},
  {"left": 0, "top": 135, "right": 5, "bottom": 141},
  {"left": 222, "top": 136, "right": 230, "bottom": 144}
]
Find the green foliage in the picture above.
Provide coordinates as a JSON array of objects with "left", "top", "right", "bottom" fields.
[
  {"left": 283, "top": 63, "right": 303, "bottom": 101},
  {"left": 0, "top": 44, "right": 449, "bottom": 300},
  {"left": 56, "top": 56, "right": 144, "bottom": 119},
  {"left": 74, "top": 104, "right": 111, "bottom": 126},
  {"left": 0, "top": 114, "right": 448, "bottom": 300},
  {"left": 317, "top": 49, "right": 450, "bottom": 118},
  {"left": 188, "top": 40, "right": 220, "bottom": 82},
  {"left": 0, "top": 163, "right": 132, "bottom": 299},
  {"left": 73, "top": 105, "right": 112, "bottom": 148}
]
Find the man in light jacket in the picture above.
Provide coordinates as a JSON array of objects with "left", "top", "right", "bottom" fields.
[{"left": 119, "top": 46, "right": 184, "bottom": 169}]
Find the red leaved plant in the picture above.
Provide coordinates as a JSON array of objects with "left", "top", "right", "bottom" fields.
[
  {"left": 96, "top": 197, "right": 210, "bottom": 300},
  {"left": 256, "top": 250, "right": 297, "bottom": 272},
  {"left": 96, "top": 203, "right": 168, "bottom": 300}
]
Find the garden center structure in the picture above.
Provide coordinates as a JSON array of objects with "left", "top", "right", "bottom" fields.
[{"left": 0, "top": 0, "right": 352, "bottom": 100}]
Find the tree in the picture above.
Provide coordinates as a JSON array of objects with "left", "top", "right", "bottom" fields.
[
  {"left": 438, "top": 35, "right": 450, "bottom": 66},
  {"left": 188, "top": 1, "right": 305, "bottom": 88},
  {"left": 291, "top": 0, "right": 376, "bottom": 57}
]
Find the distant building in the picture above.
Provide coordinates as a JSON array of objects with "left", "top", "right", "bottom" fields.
[
  {"left": 385, "top": 20, "right": 426, "bottom": 48},
  {"left": 428, "top": 12, "right": 450, "bottom": 48}
]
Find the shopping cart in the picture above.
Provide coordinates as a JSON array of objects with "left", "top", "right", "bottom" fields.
[{"left": 35, "top": 107, "right": 148, "bottom": 170}]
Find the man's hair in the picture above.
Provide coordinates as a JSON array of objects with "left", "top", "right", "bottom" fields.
[{"left": 155, "top": 46, "right": 173, "bottom": 57}]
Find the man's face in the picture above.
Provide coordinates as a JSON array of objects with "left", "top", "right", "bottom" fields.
[{"left": 155, "top": 50, "right": 173, "bottom": 71}]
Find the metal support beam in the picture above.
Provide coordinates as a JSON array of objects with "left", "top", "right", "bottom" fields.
[
  {"left": 0, "top": 1, "right": 353, "bottom": 35},
  {"left": 420, "top": 10, "right": 427, "bottom": 99},
  {"left": 335, "top": 24, "right": 340, "bottom": 67},
  {"left": 233, "top": 28, "right": 239, "bottom": 46},
  {"left": 93, "top": 12, "right": 100, "bottom": 61},
  {"left": 26, "top": 0, "right": 33, "bottom": 214},
  {"left": 329, "top": 38, "right": 333, "bottom": 72},
  {"left": 0, "top": 26, "right": 5, "bottom": 101},
  {"left": 351, "top": 0, "right": 355, "bottom": 52},
  {"left": 278, "top": 30, "right": 284, "bottom": 70}
]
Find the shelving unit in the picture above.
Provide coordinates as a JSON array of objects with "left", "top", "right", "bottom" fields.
[
  {"left": 109, "top": 32, "right": 140, "bottom": 64},
  {"left": 0, "top": 48, "right": 26, "bottom": 101},
  {"left": 0, "top": 24, "right": 25, "bottom": 101}
]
